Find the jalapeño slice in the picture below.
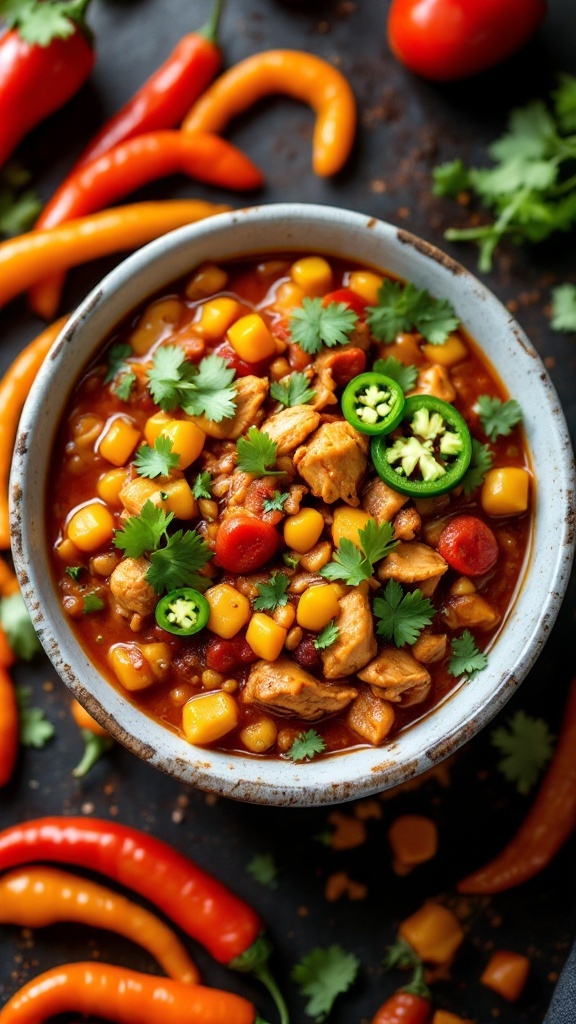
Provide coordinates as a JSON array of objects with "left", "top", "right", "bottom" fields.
[
  {"left": 342, "top": 372, "right": 405, "bottom": 436},
  {"left": 155, "top": 588, "right": 210, "bottom": 636}
]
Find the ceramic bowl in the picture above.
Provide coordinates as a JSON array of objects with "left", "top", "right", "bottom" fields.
[{"left": 10, "top": 204, "right": 576, "bottom": 806}]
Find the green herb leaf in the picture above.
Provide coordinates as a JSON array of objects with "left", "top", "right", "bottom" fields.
[
  {"left": 247, "top": 852, "right": 279, "bottom": 889},
  {"left": 491, "top": 710, "right": 555, "bottom": 795},
  {"left": 73, "top": 731, "right": 114, "bottom": 779},
  {"left": 289, "top": 298, "right": 358, "bottom": 355},
  {"left": 114, "top": 501, "right": 173, "bottom": 559},
  {"left": 373, "top": 580, "right": 435, "bottom": 647},
  {"left": 65, "top": 566, "right": 83, "bottom": 582},
  {"left": 373, "top": 356, "right": 418, "bottom": 393},
  {"left": 192, "top": 471, "right": 212, "bottom": 500},
  {"left": 292, "top": 945, "right": 360, "bottom": 1022},
  {"left": 147, "top": 347, "right": 236, "bottom": 423},
  {"left": 460, "top": 439, "right": 493, "bottom": 496},
  {"left": 550, "top": 283, "right": 576, "bottom": 332},
  {"left": 270, "top": 371, "right": 316, "bottom": 407},
  {"left": 0, "top": 593, "right": 42, "bottom": 661},
  {"left": 104, "top": 343, "right": 132, "bottom": 384},
  {"left": 287, "top": 729, "right": 327, "bottom": 763},
  {"left": 314, "top": 620, "right": 339, "bottom": 650},
  {"left": 134, "top": 436, "right": 180, "bottom": 479},
  {"left": 253, "top": 573, "right": 291, "bottom": 612},
  {"left": 113, "top": 372, "right": 137, "bottom": 402},
  {"left": 83, "top": 592, "right": 105, "bottom": 614},
  {"left": 262, "top": 490, "right": 288, "bottom": 514},
  {"left": 146, "top": 529, "right": 212, "bottom": 595},
  {"left": 0, "top": 0, "right": 89, "bottom": 45},
  {"left": 16, "top": 686, "right": 54, "bottom": 748},
  {"left": 448, "top": 630, "right": 488, "bottom": 678},
  {"left": 283, "top": 553, "right": 299, "bottom": 570},
  {"left": 320, "top": 520, "right": 397, "bottom": 586},
  {"left": 236, "top": 427, "right": 279, "bottom": 477},
  {"left": 358, "top": 519, "right": 398, "bottom": 566},
  {"left": 553, "top": 73, "right": 576, "bottom": 133},
  {"left": 432, "top": 158, "right": 472, "bottom": 197},
  {"left": 477, "top": 395, "right": 523, "bottom": 441},
  {"left": 0, "top": 185, "right": 42, "bottom": 237},
  {"left": 367, "top": 280, "right": 459, "bottom": 346}
]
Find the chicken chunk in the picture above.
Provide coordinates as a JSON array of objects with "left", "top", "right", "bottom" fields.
[
  {"left": 322, "top": 591, "right": 377, "bottom": 679},
  {"left": 260, "top": 405, "right": 320, "bottom": 455},
  {"left": 109, "top": 557, "right": 156, "bottom": 620},
  {"left": 411, "top": 631, "right": 447, "bottom": 664},
  {"left": 294, "top": 421, "right": 369, "bottom": 506},
  {"left": 412, "top": 364, "right": 456, "bottom": 403},
  {"left": 243, "top": 657, "right": 357, "bottom": 720},
  {"left": 358, "top": 648, "right": 431, "bottom": 706},
  {"left": 186, "top": 375, "right": 268, "bottom": 440},
  {"left": 393, "top": 507, "right": 421, "bottom": 541},
  {"left": 347, "top": 686, "right": 395, "bottom": 746},
  {"left": 362, "top": 478, "right": 407, "bottom": 523},
  {"left": 442, "top": 594, "right": 501, "bottom": 632},
  {"left": 378, "top": 541, "right": 448, "bottom": 584}
]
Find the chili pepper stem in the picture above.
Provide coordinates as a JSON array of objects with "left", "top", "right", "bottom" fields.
[
  {"left": 198, "top": 0, "right": 226, "bottom": 43},
  {"left": 401, "top": 962, "right": 432, "bottom": 1001},
  {"left": 253, "top": 964, "right": 290, "bottom": 1024},
  {"left": 73, "top": 731, "right": 114, "bottom": 778}
]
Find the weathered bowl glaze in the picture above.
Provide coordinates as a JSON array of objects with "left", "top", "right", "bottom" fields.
[{"left": 10, "top": 204, "right": 576, "bottom": 806}]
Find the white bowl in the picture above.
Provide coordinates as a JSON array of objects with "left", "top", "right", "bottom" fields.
[{"left": 10, "top": 204, "right": 576, "bottom": 806}]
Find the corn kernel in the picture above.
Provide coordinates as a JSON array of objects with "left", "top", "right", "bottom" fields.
[
  {"left": 55, "top": 538, "right": 80, "bottom": 563},
  {"left": 273, "top": 604, "right": 296, "bottom": 629},
  {"left": 227, "top": 313, "right": 276, "bottom": 363},
  {"left": 481, "top": 467, "right": 530, "bottom": 517},
  {"left": 202, "top": 669, "right": 225, "bottom": 689},
  {"left": 140, "top": 642, "right": 171, "bottom": 682},
  {"left": 162, "top": 478, "right": 197, "bottom": 520},
  {"left": 144, "top": 411, "right": 172, "bottom": 446},
  {"left": 67, "top": 502, "right": 114, "bottom": 552},
  {"left": 240, "top": 717, "right": 278, "bottom": 753},
  {"left": 332, "top": 507, "right": 373, "bottom": 548},
  {"left": 185, "top": 263, "right": 228, "bottom": 299},
  {"left": 160, "top": 420, "right": 205, "bottom": 469},
  {"left": 422, "top": 334, "right": 468, "bottom": 367},
  {"left": 99, "top": 417, "right": 141, "bottom": 467},
  {"left": 109, "top": 644, "right": 156, "bottom": 691},
  {"left": 450, "top": 577, "right": 476, "bottom": 596},
  {"left": 198, "top": 498, "right": 218, "bottom": 520},
  {"left": 347, "top": 270, "right": 384, "bottom": 305},
  {"left": 296, "top": 584, "right": 341, "bottom": 631},
  {"left": 182, "top": 691, "right": 238, "bottom": 744},
  {"left": 129, "top": 298, "right": 183, "bottom": 356},
  {"left": 198, "top": 297, "right": 241, "bottom": 341},
  {"left": 273, "top": 280, "right": 305, "bottom": 313},
  {"left": 246, "top": 613, "right": 287, "bottom": 661},
  {"left": 205, "top": 583, "right": 251, "bottom": 639},
  {"left": 97, "top": 468, "right": 127, "bottom": 508},
  {"left": 283, "top": 508, "right": 325, "bottom": 553},
  {"left": 290, "top": 256, "right": 333, "bottom": 296}
]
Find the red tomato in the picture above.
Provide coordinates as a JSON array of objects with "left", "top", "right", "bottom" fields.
[
  {"left": 214, "top": 514, "right": 280, "bottom": 573},
  {"left": 387, "top": 0, "right": 547, "bottom": 81},
  {"left": 322, "top": 288, "right": 368, "bottom": 318},
  {"left": 325, "top": 346, "right": 367, "bottom": 387},
  {"left": 213, "top": 341, "right": 270, "bottom": 378},
  {"left": 371, "top": 991, "right": 432, "bottom": 1024},
  {"left": 438, "top": 515, "right": 498, "bottom": 576},
  {"left": 205, "top": 636, "right": 258, "bottom": 673}
]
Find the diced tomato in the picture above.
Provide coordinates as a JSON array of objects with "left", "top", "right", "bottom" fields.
[
  {"left": 214, "top": 514, "right": 280, "bottom": 573},
  {"left": 175, "top": 332, "right": 206, "bottom": 363},
  {"left": 244, "top": 479, "right": 284, "bottom": 525},
  {"left": 325, "top": 346, "right": 366, "bottom": 387},
  {"left": 213, "top": 341, "right": 270, "bottom": 378},
  {"left": 205, "top": 636, "right": 258, "bottom": 673},
  {"left": 288, "top": 341, "right": 313, "bottom": 371},
  {"left": 438, "top": 515, "right": 499, "bottom": 576},
  {"left": 322, "top": 288, "right": 368, "bottom": 318}
]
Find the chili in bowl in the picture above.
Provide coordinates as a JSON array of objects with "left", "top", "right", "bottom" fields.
[{"left": 10, "top": 204, "right": 575, "bottom": 806}]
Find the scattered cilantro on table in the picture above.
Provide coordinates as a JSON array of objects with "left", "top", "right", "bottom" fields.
[
  {"left": 287, "top": 730, "right": 326, "bottom": 763},
  {"left": 16, "top": 686, "right": 54, "bottom": 749},
  {"left": 192, "top": 471, "right": 212, "bottom": 500},
  {"left": 134, "top": 436, "right": 180, "bottom": 479},
  {"left": 236, "top": 428, "right": 279, "bottom": 477},
  {"left": 0, "top": 0, "right": 89, "bottom": 45},
  {"left": 366, "top": 280, "right": 460, "bottom": 346},
  {"left": 550, "top": 283, "right": 576, "bottom": 332},
  {"left": 448, "top": 630, "right": 488, "bottom": 678},
  {"left": 289, "top": 298, "right": 358, "bottom": 355},
  {"left": 477, "top": 395, "right": 523, "bottom": 441},
  {"left": 246, "top": 852, "right": 279, "bottom": 890},
  {"left": 373, "top": 580, "right": 434, "bottom": 647},
  {"left": 83, "top": 592, "right": 105, "bottom": 614},
  {"left": 270, "top": 371, "right": 316, "bottom": 407},
  {"left": 373, "top": 355, "right": 419, "bottom": 393},
  {"left": 320, "top": 520, "right": 397, "bottom": 586},
  {"left": 73, "top": 730, "right": 114, "bottom": 779},
  {"left": 147, "top": 347, "right": 236, "bottom": 422},
  {"left": 253, "top": 573, "right": 290, "bottom": 612},
  {"left": 291, "top": 945, "right": 360, "bottom": 1022},
  {"left": 460, "top": 439, "right": 493, "bottom": 496},
  {"left": 1, "top": 592, "right": 42, "bottom": 661},
  {"left": 0, "top": 161, "right": 42, "bottom": 237},
  {"left": 314, "top": 620, "right": 339, "bottom": 651},
  {"left": 262, "top": 490, "right": 288, "bottom": 514},
  {"left": 491, "top": 710, "right": 555, "bottom": 795},
  {"left": 114, "top": 500, "right": 212, "bottom": 594}
]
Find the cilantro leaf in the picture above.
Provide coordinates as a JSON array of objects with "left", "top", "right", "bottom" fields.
[
  {"left": 373, "top": 356, "right": 418, "bottom": 393},
  {"left": 289, "top": 298, "right": 358, "bottom": 355},
  {"left": 104, "top": 343, "right": 132, "bottom": 384},
  {"left": 0, "top": 185, "right": 42, "bottom": 237},
  {"left": 314, "top": 620, "right": 339, "bottom": 650},
  {"left": 16, "top": 687, "right": 54, "bottom": 749},
  {"left": 114, "top": 501, "right": 173, "bottom": 559},
  {"left": 432, "top": 158, "right": 472, "bottom": 197},
  {"left": 358, "top": 519, "right": 398, "bottom": 566},
  {"left": 262, "top": 491, "right": 288, "bottom": 514},
  {"left": 553, "top": 73, "right": 576, "bottom": 134},
  {"left": 320, "top": 520, "right": 397, "bottom": 586},
  {"left": 134, "top": 436, "right": 180, "bottom": 479},
  {"left": 1, "top": 0, "right": 89, "bottom": 45},
  {"left": 83, "top": 592, "right": 105, "bottom": 614},
  {"left": 292, "top": 945, "right": 360, "bottom": 1022},
  {"left": 460, "top": 439, "right": 493, "bottom": 497},
  {"left": 550, "top": 283, "right": 576, "bottom": 332},
  {"left": 373, "top": 580, "right": 434, "bottom": 647},
  {"left": 147, "top": 347, "right": 236, "bottom": 423},
  {"left": 236, "top": 427, "right": 279, "bottom": 477},
  {"left": 247, "top": 852, "right": 279, "bottom": 890},
  {"left": 448, "top": 630, "right": 488, "bottom": 678},
  {"left": 253, "top": 573, "right": 291, "bottom": 611},
  {"left": 270, "top": 371, "right": 316, "bottom": 407},
  {"left": 192, "top": 471, "right": 212, "bottom": 500},
  {"left": 113, "top": 373, "right": 137, "bottom": 402},
  {"left": 287, "top": 729, "right": 327, "bottom": 763},
  {"left": 146, "top": 529, "right": 212, "bottom": 595},
  {"left": 1, "top": 593, "right": 42, "bottom": 661},
  {"left": 65, "top": 566, "right": 83, "bottom": 582},
  {"left": 491, "top": 710, "right": 555, "bottom": 795},
  {"left": 367, "top": 280, "right": 459, "bottom": 346},
  {"left": 477, "top": 395, "right": 523, "bottom": 441}
]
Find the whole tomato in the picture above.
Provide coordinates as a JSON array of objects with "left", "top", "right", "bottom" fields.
[{"left": 387, "top": 0, "right": 547, "bottom": 81}]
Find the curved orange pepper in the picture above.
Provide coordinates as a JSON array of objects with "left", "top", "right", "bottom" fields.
[
  {"left": 182, "top": 49, "right": 356, "bottom": 177},
  {"left": 0, "top": 665, "right": 18, "bottom": 787}
]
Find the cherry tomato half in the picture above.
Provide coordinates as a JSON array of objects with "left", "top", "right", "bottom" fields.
[
  {"left": 213, "top": 341, "right": 271, "bottom": 378},
  {"left": 214, "top": 513, "right": 280, "bottom": 573},
  {"left": 322, "top": 287, "right": 368, "bottom": 318},
  {"left": 437, "top": 515, "right": 498, "bottom": 576}
]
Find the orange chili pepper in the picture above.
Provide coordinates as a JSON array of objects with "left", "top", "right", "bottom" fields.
[
  {"left": 480, "top": 950, "right": 530, "bottom": 1002},
  {"left": 0, "top": 200, "right": 229, "bottom": 312},
  {"left": 71, "top": 699, "right": 108, "bottom": 737},
  {"left": 0, "top": 962, "right": 257, "bottom": 1024},
  {"left": 29, "top": 132, "right": 263, "bottom": 320},
  {"left": 182, "top": 49, "right": 356, "bottom": 177},
  {"left": 0, "top": 665, "right": 18, "bottom": 787},
  {"left": 459, "top": 677, "right": 576, "bottom": 894},
  {"left": 0, "top": 318, "right": 67, "bottom": 550},
  {"left": 0, "top": 555, "right": 21, "bottom": 595},
  {"left": 0, "top": 625, "right": 16, "bottom": 669},
  {"left": 0, "top": 866, "right": 200, "bottom": 984}
]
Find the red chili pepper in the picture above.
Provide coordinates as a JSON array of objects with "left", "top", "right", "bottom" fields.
[
  {"left": 322, "top": 287, "right": 367, "bottom": 318},
  {"left": 0, "top": 666, "right": 18, "bottom": 788},
  {"left": 215, "top": 515, "right": 280, "bottom": 573},
  {"left": 437, "top": 515, "right": 498, "bottom": 577},
  {"left": 371, "top": 991, "right": 432, "bottom": 1024},
  {"left": 0, "top": 0, "right": 95, "bottom": 168},
  {"left": 459, "top": 677, "right": 576, "bottom": 894}
]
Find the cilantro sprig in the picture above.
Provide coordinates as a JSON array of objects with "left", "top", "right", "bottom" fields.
[
  {"left": 373, "top": 355, "right": 418, "bottom": 393},
  {"left": 373, "top": 580, "right": 435, "bottom": 647},
  {"left": 0, "top": 162, "right": 42, "bottom": 238},
  {"left": 236, "top": 428, "right": 279, "bottom": 477},
  {"left": 270, "top": 372, "right": 316, "bottom": 407},
  {"left": 320, "top": 520, "right": 397, "bottom": 586},
  {"left": 460, "top": 439, "right": 493, "bottom": 496},
  {"left": 147, "top": 347, "right": 236, "bottom": 422},
  {"left": 448, "top": 630, "right": 488, "bottom": 678},
  {"left": 134, "top": 436, "right": 180, "bottom": 479},
  {"left": 314, "top": 620, "right": 339, "bottom": 650},
  {"left": 192, "top": 471, "right": 212, "bottom": 500},
  {"left": 292, "top": 945, "right": 360, "bottom": 1022},
  {"left": 253, "top": 573, "right": 291, "bottom": 612},
  {"left": 491, "top": 710, "right": 555, "bottom": 795},
  {"left": 287, "top": 729, "right": 327, "bottom": 763},
  {"left": 16, "top": 687, "right": 54, "bottom": 749},
  {"left": 262, "top": 491, "right": 288, "bottom": 514},
  {"left": 83, "top": 592, "right": 105, "bottom": 614},
  {"left": 551, "top": 283, "right": 576, "bottom": 332},
  {"left": 289, "top": 298, "right": 358, "bottom": 355},
  {"left": 113, "top": 500, "right": 212, "bottom": 594},
  {"left": 246, "top": 852, "right": 279, "bottom": 890},
  {"left": 367, "top": 280, "right": 460, "bottom": 346},
  {"left": 104, "top": 342, "right": 137, "bottom": 401},
  {"left": 1, "top": 593, "right": 42, "bottom": 661},
  {"left": 477, "top": 395, "right": 523, "bottom": 441}
]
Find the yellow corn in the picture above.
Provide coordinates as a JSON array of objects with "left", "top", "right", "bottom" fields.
[
  {"left": 162, "top": 478, "right": 197, "bottom": 520},
  {"left": 296, "top": 584, "right": 341, "bottom": 631},
  {"left": 422, "top": 334, "right": 468, "bottom": 367},
  {"left": 274, "top": 280, "right": 305, "bottom": 313},
  {"left": 283, "top": 508, "right": 325, "bottom": 553},
  {"left": 227, "top": 312, "right": 276, "bottom": 363},
  {"left": 99, "top": 417, "right": 141, "bottom": 467},
  {"left": 240, "top": 717, "right": 278, "bottom": 753},
  {"left": 129, "top": 298, "right": 183, "bottom": 356},
  {"left": 347, "top": 270, "right": 383, "bottom": 305},
  {"left": 331, "top": 507, "right": 373, "bottom": 548},
  {"left": 96, "top": 468, "right": 127, "bottom": 508},
  {"left": 198, "top": 297, "right": 241, "bottom": 340},
  {"left": 67, "top": 502, "right": 114, "bottom": 552},
  {"left": 108, "top": 644, "right": 156, "bottom": 692},
  {"left": 290, "top": 256, "right": 332, "bottom": 296},
  {"left": 481, "top": 467, "right": 530, "bottom": 516},
  {"left": 144, "top": 411, "right": 172, "bottom": 446},
  {"left": 160, "top": 420, "right": 205, "bottom": 469},
  {"left": 185, "top": 262, "right": 228, "bottom": 299},
  {"left": 140, "top": 643, "right": 172, "bottom": 682},
  {"left": 55, "top": 538, "right": 80, "bottom": 563},
  {"left": 245, "top": 613, "right": 287, "bottom": 661},
  {"left": 273, "top": 604, "right": 296, "bottom": 629},
  {"left": 182, "top": 691, "right": 239, "bottom": 744},
  {"left": 205, "top": 583, "right": 251, "bottom": 639}
]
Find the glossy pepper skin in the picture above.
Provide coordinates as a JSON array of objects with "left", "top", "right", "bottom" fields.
[
  {"left": 0, "top": 667, "right": 18, "bottom": 787},
  {"left": 342, "top": 372, "right": 405, "bottom": 436},
  {"left": 156, "top": 587, "right": 211, "bottom": 636},
  {"left": 371, "top": 991, "right": 432, "bottom": 1024}
]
